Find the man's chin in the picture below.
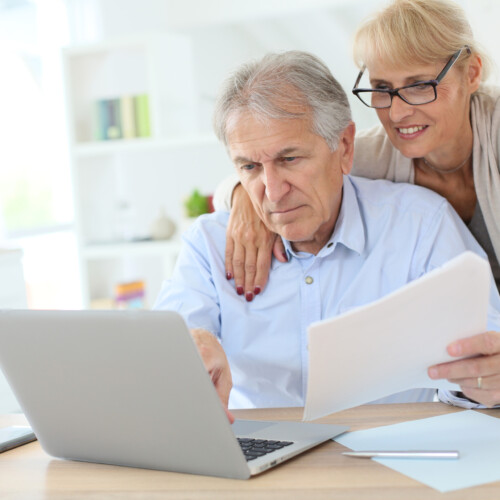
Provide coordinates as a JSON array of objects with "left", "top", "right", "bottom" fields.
[{"left": 271, "top": 225, "right": 312, "bottom": 244}]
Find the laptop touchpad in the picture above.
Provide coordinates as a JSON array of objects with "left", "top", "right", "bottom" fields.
[{"left": 232, "top": 420, "right": 276, "bottom": 435}]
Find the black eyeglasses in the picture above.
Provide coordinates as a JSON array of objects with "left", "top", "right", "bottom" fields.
[{"left": 352, "top": 46, "right": 471, "bottom": 109}]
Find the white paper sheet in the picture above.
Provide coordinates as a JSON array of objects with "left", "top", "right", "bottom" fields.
[
  {"left": 335, "top": 410, "right": 500, "bottom": 492},
  {"left": 303, "top": 252, "right": 490, "bottom": 421}
]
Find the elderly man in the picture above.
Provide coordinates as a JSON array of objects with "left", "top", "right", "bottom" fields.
[{"left": 155, "top": 51, "right": 500, "bottom": 416}]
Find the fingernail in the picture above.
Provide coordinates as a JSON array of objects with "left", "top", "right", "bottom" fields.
[
  {"left": 236, "top": 286, "right": 244, "bottom": 295},
  {"left": 245, "top": 292, "right": 254, "bottom": 302},
  {"left": 226, "top": 271, "right": 233, "bottom": 280},
  {"left": 428, "top": 367, "right": 438, "bottom": 379},
  {"left": 282, "top": 252, "right": 288, "bottom": 262},
  {"left": 254, "top": 286, "right": 261, "bottom": 295}
]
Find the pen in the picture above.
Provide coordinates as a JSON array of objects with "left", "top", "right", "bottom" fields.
[{"left": 342, "top": 450, "right": 460, "bottom": 459}]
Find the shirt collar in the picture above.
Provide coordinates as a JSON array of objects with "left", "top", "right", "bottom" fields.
[{"left": 274, "top": 176, "right": 366, "bottom": 267}]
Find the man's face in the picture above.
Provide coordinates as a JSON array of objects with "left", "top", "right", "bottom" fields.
[{"left": 227, "top": 111, "right": 354, "bottom": 254}]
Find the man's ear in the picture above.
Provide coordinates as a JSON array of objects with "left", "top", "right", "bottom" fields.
[{"left": 338, "top": 122, "right": 356, "bottom": 175}]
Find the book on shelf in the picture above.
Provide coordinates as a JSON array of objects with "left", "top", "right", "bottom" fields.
[
  {"left": 115, "top": 280, "right": 145, "bottom": 309},
  {"left": 120, "top": 95, "right": 136, "bottom": 139},
  {"left": 134, "top": 94, "right": 151, "bottom": 138},
  {"left": 94, "top": 98, "right": 122, "bottom": 140},
  {"left": 92, "top": 94, "right": 151, "bottom": 141}
]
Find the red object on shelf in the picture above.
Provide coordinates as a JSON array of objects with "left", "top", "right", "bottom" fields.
[{"left": 207, "top": 194, "right": 214, "bottom": 213}]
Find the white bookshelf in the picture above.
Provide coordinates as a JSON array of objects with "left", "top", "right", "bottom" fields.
[{"left": 63, "top": 34, "right": 231, "bottom": 308}]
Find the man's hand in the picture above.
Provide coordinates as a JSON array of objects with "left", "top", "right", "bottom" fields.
[
  {"left": 429, "top": 331, "right": 500, "bottom": 407},
  {"left": 225, "top": 184, "right": 287, "bottom": 302},
  {"left": 190, "top": 328, "right": 234, "bottom": 423}
]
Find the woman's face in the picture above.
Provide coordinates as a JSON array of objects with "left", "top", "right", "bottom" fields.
[{"left": 365, "top": 55, "right": 481, "bottom": 161}]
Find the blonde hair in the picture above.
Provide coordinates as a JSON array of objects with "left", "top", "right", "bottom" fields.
[{"left": 353, "top": 0, "right": 491, "bottom": 81}]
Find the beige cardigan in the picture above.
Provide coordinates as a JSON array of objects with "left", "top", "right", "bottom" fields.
[{"left": 352, "top": 85, "right": 500, "bottom": 263}]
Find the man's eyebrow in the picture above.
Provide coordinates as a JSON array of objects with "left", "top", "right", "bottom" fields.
[
  {"left": 233, "top": 155, "right": 257, "bottom": 166},
  {"left": 232, "top": 147, "right": 302, "bottom": 166},
  {"left": 276, "top": 147, "right": 300, "bottom": 157}
]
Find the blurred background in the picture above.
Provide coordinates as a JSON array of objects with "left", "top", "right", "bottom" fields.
[{"left": 1, "top": 0, "right": 499, "bottom": 314}]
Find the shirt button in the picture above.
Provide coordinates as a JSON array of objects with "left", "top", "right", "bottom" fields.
[
  {"left": 305, "top": 276, "right": 314, "bottom": 285},
  {"left": 327, "top": 242, "right": 333, "bottom": 248}
]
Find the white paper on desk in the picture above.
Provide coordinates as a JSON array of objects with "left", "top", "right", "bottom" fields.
[
  {"left": 335, "top": 410, "right": 500, "bottom": 492},
  {"left": 303, "top": 252, "right": 490, "bottom": 421}
]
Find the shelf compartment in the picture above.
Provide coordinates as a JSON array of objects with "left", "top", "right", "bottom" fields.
[
  {"left": 74, "top": 134, "right": 217, "bottom": 157},
  {"left": 82, "top": 239, "right": 182, "bottom": 259}
]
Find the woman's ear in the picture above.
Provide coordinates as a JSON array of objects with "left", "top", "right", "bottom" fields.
[{"left": 467, "top": 53, "right": 482, "bottom": 93}]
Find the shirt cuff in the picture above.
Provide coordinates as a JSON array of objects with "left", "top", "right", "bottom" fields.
[
  {"left": 212, "top": 173, "right": 240, "bottom": 211},
  {"left": 437, "top": 389, "right": 500, "bottom": 409}
]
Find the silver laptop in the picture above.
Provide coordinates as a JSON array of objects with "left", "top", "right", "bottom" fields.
[{"left": 0, "top": 309, "right": 347, "bottom": 479}]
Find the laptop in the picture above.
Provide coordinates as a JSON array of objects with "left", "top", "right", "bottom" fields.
[{"left": 0, "top": 309, "right": 347, "bottom": 479}]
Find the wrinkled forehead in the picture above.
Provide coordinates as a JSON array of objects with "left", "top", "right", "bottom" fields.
[{"left": 225, "top": 105, "right": 313, "bottom": 144}]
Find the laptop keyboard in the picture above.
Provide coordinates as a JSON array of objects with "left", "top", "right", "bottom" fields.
[{"left": 237, "top": 437, "right": 294, "bottom": 461}]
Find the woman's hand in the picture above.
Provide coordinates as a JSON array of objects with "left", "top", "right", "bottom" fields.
[
  {"left": 429, "top": 331, "right": 500, "bottom": 407},
  {"left": 225, "top": 184, "right": 287, "bottom": 301}
]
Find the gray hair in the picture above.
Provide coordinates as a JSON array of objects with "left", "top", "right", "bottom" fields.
[{"left": 213, "top": 51, "right": 352, "bottom": 151}]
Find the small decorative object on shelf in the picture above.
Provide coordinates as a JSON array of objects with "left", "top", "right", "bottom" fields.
[
  {"left": 150, "top": 207, "right": 176, "bottom": 240},
  {"left": 93, "top": 93, "right": 151, "bottom": 141},
  {"left": 181, "top": 190, "right": 214, "bottom": 234},
  {"left": 115, "top": 280, "right": 145, "bottom": 309}
]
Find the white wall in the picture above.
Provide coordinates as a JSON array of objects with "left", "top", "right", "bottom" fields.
[{"left": 63, "top": 0, "right": 500, "bottom": 132}]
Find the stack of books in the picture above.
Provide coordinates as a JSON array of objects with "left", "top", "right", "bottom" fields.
[
  {"left": 93, "top": 94, "right": 151, "bottom": 141},
  {"left": 114, "top": 280, "right": 146, "bottom": 309}
]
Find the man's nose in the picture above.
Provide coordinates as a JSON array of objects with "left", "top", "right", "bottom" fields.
[
  {"left": 263, "top": 165, "right": 289, "bottom": 203},
  {"left": 389, "top": 94, "right": 414, "bottom": 123}
]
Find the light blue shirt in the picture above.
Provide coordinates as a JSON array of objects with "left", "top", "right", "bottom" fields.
[{"left": 155, "top": 176, "right": 500, "bottom": 409}]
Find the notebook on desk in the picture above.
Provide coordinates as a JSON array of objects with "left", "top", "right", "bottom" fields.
[{"left": 0, "top": 309, "right": 347, "bottom": 479}]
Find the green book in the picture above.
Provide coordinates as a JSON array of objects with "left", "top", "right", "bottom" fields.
[{"left": 134, "top": 94, "right": 151, "bottom": 138}]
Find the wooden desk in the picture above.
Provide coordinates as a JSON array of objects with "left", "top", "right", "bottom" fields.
[{"left": 1, "top": 403, "right": 498, "bottom": 499}]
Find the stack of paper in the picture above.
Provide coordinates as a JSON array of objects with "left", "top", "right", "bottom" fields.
[{"left": 304, "top": 252, "right": 490, "bottom": 420}]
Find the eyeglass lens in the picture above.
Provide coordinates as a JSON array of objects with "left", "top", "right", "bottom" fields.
[
  {"left": 366, "top": 84, "right": 436, "bottom": 108},
  {"left": 354, "top": 46, "right": 468, "bottom": 109}
]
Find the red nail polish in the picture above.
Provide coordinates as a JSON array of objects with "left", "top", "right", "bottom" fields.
[
  {"left": 236, "top": 286, "right": 244, "bottom": 295},
  {"left": 254, "top": 286, "right": 261, "bottom": 295},
  {"left": 245, "top": 292, "right": 254, "bottom": 302},
  {"left": 226, "top": 272, "right": 233, "bottom": 280}
]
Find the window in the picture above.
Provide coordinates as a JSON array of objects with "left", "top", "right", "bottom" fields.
[{"left": 0, "top": 0, "right": 81, "bottom": 308}]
